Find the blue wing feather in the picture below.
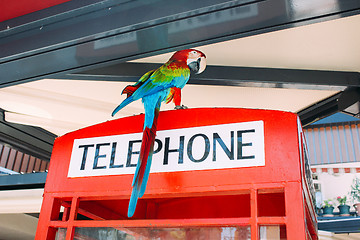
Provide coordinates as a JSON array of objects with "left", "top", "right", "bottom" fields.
[{"left": 111, "top": 96, "right": 135, "bottom": 117}]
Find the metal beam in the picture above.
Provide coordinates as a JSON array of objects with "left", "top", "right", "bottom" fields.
[
  {"left": 1, "top": 0, "right": 360, "bottom": 88},
  {"left": 298, "top": 88, "right": 360, "bottom": 126},
  {"left": 0, "top": 110, "right": 55, "bottom": 161},
  {"left": 63, "top": 62, "right": 360, "bottom": 90},
  {"left": 318, "top": 217, "right": 360, "bottom": 233},
  {"left": 0, "top": 172, "right": 46, "bottom": 190}
]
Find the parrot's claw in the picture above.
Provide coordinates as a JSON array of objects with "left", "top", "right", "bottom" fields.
[{"left": 175, "top": 105, "right": 188, "bottom": 110}]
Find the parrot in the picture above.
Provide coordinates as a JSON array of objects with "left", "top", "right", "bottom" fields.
[{"left": 111, "top": 49, "right": 206, "bottom": 217}]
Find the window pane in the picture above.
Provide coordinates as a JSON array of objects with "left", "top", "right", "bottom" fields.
[
  {"left": 54, "top": 228, "right": 67, "bottom": 240},
  {"left": 73, "top": 226, "right": 251, "bottom": 240},
  {"left": 259, "top": 225, "right": 286, "bottom": 240}
]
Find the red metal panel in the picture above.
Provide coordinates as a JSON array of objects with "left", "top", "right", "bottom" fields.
[
  {"left": 27, "top": 156, "right": 36, "bottom": 173},
  {"left": 250, "top": 189, "right": 259, "bottom": 239},
  {"left": 0, "top": 145, "right": 9, "bottom": 168},
  {"left": 284, "top": 182, "right": 307, "bottom": 239},
  {"left": 0, "top": 144, "right": 4, "bottom": 167},
  {"left": 34, "top": 158, "right": 42, "bottom": 172},
  {"left": 20, "top": 154, "right": 30, "bottom": 173},
  {"left": 44, "top": 108, "right": 300, "bottom": 195},
  {"left": 5, "top": 148, "right": 16, "bottom": 170},
  {"left": 0, "top": 0, "right": 71, "bottom": 22},
  {"left": 36, "top": 108, "right": 317, "bottom": 239},
  {"left": 40, "top": 159, "right": 48, "bottom": 172},
  {"left": 12, "top": 151, "right": 23, "bottom": 172}
]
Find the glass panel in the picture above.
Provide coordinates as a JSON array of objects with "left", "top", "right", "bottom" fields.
[
  {"left": 259, "top": 225, "right": 286, "bottom": 240},
  {"left": 74, "top": 226, "right": 251, "bottom": 240},
  {"left": 55, "top": 228, "right": 67, "bottom": 240}
]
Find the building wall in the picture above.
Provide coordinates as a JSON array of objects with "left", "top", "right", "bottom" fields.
[
  {"left": 312, "top": 162, "right": 360, "bottom": 212},
  {"left": 0, "top": 143, "right": 49, "bottom": 174},
  {"left": 304, "top": 122, "right": 360, "bottom": 165},
  {"left": 305, "top": 122, "right": 360, "bottom": 211}
]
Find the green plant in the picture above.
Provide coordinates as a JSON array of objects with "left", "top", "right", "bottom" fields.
[
  {"left": 350, "top": 177, "right": 360, "bottom": 203},
  {"left": 337, "top": 196, "right": 347, "bottom": 205},
  {"left": 322, "top": 199, "right": 334, "bottom": 208}
]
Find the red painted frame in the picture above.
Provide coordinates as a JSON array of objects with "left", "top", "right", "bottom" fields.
[
  {"left": 36, "top": 108, "right": 317, "bottom": 239},
  {"left": 0, "top": 0, "right": 71, "bottom": 22}
]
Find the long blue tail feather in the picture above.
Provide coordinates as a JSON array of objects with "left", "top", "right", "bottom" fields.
[
  {"left": 132, "top": 157, "right": 141, "bottom": 187},
  {"left": 127, "top": 106, "right": 159, "bottom": 217},
  {"left": 128, "top": 182, "right": 139, "bottom": 217},
  {"left": 139, "top": 152, "right": 152, "bottom": 198}
]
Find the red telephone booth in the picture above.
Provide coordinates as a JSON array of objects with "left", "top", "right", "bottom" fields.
[{"left": 36, "top": 108, "right": 317, "bottom": 239}]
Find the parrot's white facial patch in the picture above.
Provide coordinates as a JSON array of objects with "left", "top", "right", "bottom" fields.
[{"left": 186, "top": 51, "right": 204, "bottom": 64}]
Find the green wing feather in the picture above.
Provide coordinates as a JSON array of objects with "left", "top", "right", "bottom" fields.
[
  {"left": 123, "top": 61, "right": 190, "bottom": 101},
  {"left": 151, "top": 61, "right": 189, "bottom": 85}
]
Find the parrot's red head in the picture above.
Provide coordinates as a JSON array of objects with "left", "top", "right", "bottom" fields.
[{"left": 170, "top": 49, "right": 207, "bottom": 74}]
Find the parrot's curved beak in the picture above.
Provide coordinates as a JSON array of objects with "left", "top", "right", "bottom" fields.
[
  {"left": 197, "top": 56, "right": 206, "bottom": 74},
  {"left": 188, "top": 57, "right": 207, "bottom": 74}
]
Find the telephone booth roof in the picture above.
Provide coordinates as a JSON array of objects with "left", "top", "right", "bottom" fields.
[{"left": 45, "top": 107, "right": 302, "bottom": 197}]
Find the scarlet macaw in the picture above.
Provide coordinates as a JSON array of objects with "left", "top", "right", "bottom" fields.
[{"left": 111, "top": 49, "right": 206, "bottom": 217}]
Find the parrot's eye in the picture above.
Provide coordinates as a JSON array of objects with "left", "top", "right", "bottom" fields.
[{"left": 192, "top": 51, "right": 197, "bottom": 54}]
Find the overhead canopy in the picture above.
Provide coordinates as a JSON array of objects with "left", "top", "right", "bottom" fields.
[{"left": 0, "top": 0, "right": 359, "bottom": 151}]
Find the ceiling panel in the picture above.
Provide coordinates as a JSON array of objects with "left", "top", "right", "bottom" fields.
[
  {"left": 133, "top": 14, "right": 360, "bottom": 72},
  {"left": 0, "top": 79, "right": 337, "bottom": 136},
  {"left": 1, "top": 14, "right": 358, "bottom": 136}
]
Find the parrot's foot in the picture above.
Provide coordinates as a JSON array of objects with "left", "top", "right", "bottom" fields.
[{"left": 175, "top": 105, "right": 188, "bottom": 110}]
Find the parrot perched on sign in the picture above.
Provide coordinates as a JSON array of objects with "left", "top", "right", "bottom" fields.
[{"left": 111, "top": 49, "right": 206, "bottom": 217}]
